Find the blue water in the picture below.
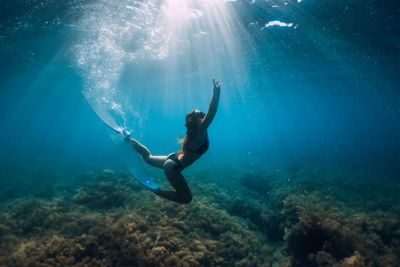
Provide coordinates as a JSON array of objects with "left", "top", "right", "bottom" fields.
[
  {"left": 1, "top": 0, "right": 399, "bottom": 176},
  {"left": 0, "top": 0, "right": 399, "bottom": 265}
]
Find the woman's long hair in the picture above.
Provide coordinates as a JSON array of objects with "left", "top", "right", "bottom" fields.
[{"left": 178, "top": 110, "right": 205, "bottom": 155}]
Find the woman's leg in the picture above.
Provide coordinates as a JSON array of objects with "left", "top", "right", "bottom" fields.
[
  {"left": 128, "top": 138, "right": 167, "bottom": 168},
  {"left": 146, "top": 155, "right": 167, "bottom": 169},
  {"left": 127, "top": 137, "right": 191, "bottom": 203},
  {"left": 153, "top": 159, "right": 192, "bottom": 204}
]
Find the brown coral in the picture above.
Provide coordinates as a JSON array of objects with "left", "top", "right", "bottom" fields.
[{"left": 0, "top": 167, "right": 399, "bottom": 267}]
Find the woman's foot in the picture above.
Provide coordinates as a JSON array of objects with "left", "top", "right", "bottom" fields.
[{"left": 122, "top": 130, "right": 133, "bottom": 143}]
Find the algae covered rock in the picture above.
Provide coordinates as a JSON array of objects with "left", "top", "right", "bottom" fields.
[{"left": 73, "top": 181, "right": 129, "bottom": 210}]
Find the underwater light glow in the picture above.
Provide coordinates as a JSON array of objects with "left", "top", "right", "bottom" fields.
[{"left": 75, "top": 0, "right": 253, "bottom": 128}]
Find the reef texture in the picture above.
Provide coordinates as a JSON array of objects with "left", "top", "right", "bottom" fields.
[{"left": 0, "top": 167, "right": 399, "bottom": 266}]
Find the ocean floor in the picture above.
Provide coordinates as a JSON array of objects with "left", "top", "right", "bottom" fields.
[{"left": 0, "top": 165, "right": 399, "bottom": 266}]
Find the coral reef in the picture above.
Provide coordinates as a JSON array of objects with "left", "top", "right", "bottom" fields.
[
  {"left": 0, "top": 199, "right": 272, "bottom": 266},
  {"left": 282, "top": 195, "right": 356, "bottom": 266},
  {"left": 239, "top": 172, "right": 273, "bottom": 196},
  {"left": 0, "top": 167, "right": 399, "bottom": 266},
  {"left": 281, "top": 193, "right": 400, "bottom": 266},
  {"left": 73, "top": 181, "right": 129, "bottom": 209}
]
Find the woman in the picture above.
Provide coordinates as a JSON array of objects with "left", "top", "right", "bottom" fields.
[{"left": 124, "top": 78, "right": 221, "bottom": 204}]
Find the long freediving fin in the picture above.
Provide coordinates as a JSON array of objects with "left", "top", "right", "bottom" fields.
[{"left": 83, "top": 93, "right": 159, "bottom": 191}]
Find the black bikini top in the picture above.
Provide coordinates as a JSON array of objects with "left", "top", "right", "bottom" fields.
[{"left": 187, "top": 133, "right": 209, "bottom": 155}]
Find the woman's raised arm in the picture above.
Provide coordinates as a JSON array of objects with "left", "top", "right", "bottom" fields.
[{"left": 200, "top": 78, "right": 221, "bottom": 130}]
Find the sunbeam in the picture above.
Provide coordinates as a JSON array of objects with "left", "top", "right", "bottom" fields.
[{"left": 75, "top": 0, "right": 254, "bottom": 134}]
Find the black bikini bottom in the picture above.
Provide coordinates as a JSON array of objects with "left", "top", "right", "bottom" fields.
[{"left": 167, "top": 152, "right": 184, "bottom": 171}]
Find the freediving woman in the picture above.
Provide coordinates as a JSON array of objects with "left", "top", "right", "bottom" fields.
[{"left": 123, "top": 78, "right": 221, "bottom": 204}]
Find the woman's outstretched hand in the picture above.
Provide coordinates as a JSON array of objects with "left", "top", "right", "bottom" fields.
[{"left": 212, "top": 78, "right": 221, "bottom": 92}]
